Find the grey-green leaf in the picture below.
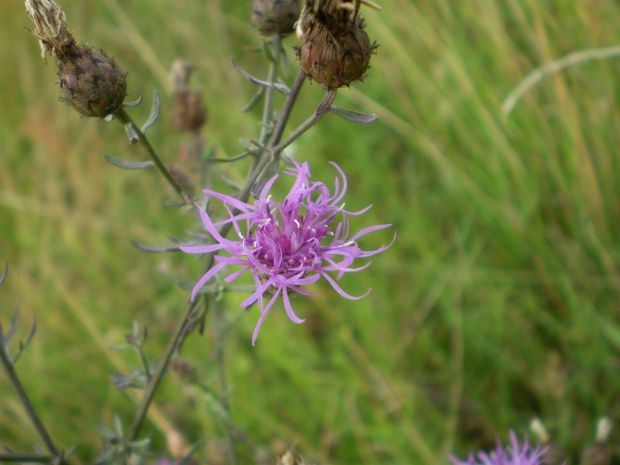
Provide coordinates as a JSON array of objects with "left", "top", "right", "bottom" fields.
[
  {"left": 329, "top": 106, "right": 378, "bottom": 124},
  {"left": 103, "top": 155, "right": 154, "bottom": 170},
  {"left": 141, "top": 89, "right": 161, "bottom": 134},
  {"left": 123, "top": 96, "right": 143, "bottom": 108}
]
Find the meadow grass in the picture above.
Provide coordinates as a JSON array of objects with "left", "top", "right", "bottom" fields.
[{"left": 1, "top": 0, "right": 620, "bottom": 463}]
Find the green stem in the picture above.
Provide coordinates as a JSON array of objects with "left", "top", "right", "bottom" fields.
[
  {"left": 128, "top": 299, "right": 199, "bottom": 439},
  {"left": 257, "top": 36, "right": 282, "bottom": 147},
  {"left": 128, "top": 69, "right": 308, "bottom": 441},
  {"left": 272, "top": 95, "right": 334, "bottom": 154},
  {"left": 136, "top": 345, "right": 151, "bottom": 384},
  {"left": 114, "top": 109, "right": 192, "bottom": 204},
  {"left": 268, "top": 69, "right": 306, "bottom": 151},
  {"left": 248, "top": 69, "right": 307, "bottom": 197},
  {"left": 0, "top": 348, "right": 63, "bottom": 462},
  {"left": 213, "top": 296, "right": 238, "bottom": 465}
]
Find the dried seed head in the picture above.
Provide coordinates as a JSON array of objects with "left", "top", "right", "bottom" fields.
[
  {"left": 57, "top": 45, "right": 127, "bottom": 118},
  {"left": 172, "top": 91, "right": 207, "bottom": 132},
  {"left": 251, "top": 0, "right": 302, "bottom": 36},
  {"left": 25, "top": 0, "right": 75, "bottom": 61},
  {"left": 298, "top": 17, "right": 376, "bottom": 88},
  {"left": 169, "top": 60, "right": 207, "bottom": 132},
  {"left": 169, "top": 59, "right": 193, "bottom": 94}
]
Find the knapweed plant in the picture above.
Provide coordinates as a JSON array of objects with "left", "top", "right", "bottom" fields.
[
  {"left": 2, "top": 0, "right": 393, "bottom": 463},
  {"left": 449, "top": 431, "right": 551, "bottom": 465}
]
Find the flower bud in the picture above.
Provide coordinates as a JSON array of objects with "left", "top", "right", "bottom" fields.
[
  {"left": 298, "top": 18, "right": 376, "bottom": 88},
  {"left": 57, "top": 45, "right": 127, "bottom": 118},
  {"left": 251, "top": 0, "right": 302, "bottom": 37}
]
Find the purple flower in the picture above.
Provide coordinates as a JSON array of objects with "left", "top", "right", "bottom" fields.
[
  {"left": 450, "top": 431, "right": 549, "bottom": 465},
  {"left": 180, "top": 160, "right": 394, "bottom": 345}
]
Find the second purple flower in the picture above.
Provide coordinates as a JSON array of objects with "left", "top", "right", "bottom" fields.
[{"left": 180, "top": 161, "right": 394, "bottom": 345}]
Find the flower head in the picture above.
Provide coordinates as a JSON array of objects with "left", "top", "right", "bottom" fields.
[
  {"left": 450, "top": 431, "right": 550, "bottom": 465},
  {"left": 296, "top": 0, "right": 380, "bottom": 88},
  {"left": 180, "top": 161, "right": 394, "bottom": 345},
  {"left": 26, "top": 0, "right": 127, "bottom": 117}
]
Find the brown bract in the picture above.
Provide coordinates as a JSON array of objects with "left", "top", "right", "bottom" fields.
[{"left": 25, "top": 0, "right": 75, "bottom": 61}]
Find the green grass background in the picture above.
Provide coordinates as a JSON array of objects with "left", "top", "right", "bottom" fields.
[{"left": 2, "top": 0, "right": 620, "bottom": 463}]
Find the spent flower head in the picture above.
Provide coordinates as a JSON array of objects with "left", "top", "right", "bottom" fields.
[
  {"left": 450, "top": 431, "right": 552, "bottom": 465},
  {"left": 296, "top": 0, "right": 380, "bottom": 88},
  {"left": 180, "top": 160, "right": 394, "bottom": 345},
  {"left": 25, "top": 0, "right": 75, "bottom": 61},
  {"left": 25, "top": 0, "right": 127, "bottom": 117}
]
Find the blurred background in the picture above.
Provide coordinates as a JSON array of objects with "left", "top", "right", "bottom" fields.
[{"left": 2, "top": 0, "right": 620, "bottom": 463}]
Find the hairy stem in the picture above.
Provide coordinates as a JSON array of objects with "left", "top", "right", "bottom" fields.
[
  {"left": 114, "top": 109, "right": 192, "bottom": 204},
  {"left": 0, "top": 349, "right": 63, "bottom": 462},
  {"left": 128, "top": 69, "right": 307, "bottom": 441}
]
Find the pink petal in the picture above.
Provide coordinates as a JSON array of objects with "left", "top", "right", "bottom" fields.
[
  {"left": 240, "top": 276, "right": 275, "bottom": 308},
  {"left": 190, "top": 261, "right": 228, "bottom": 301},
  {"left": 179, "top": 243, "right": 224, "bottom": 254},
  {"left": 348, "top": 224, "right": 393, "bottom": 242},
  {"left": 320, "top": 271, "right": 371, "bottom": 300},
  {"left": 283, "top": 288, "right": 305, "bottom": 324},
  {"left": 251, "top": 287, "right": 281, "bottom": 345},
  {"left": 202, "top": 188, "right": 252, "bottom": 212}
]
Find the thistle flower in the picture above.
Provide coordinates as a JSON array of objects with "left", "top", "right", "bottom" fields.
[
  {"left": 180, "top": 161, "right": 394, "bottom": 345},
  {"left": 450, "top": 431, "right": 551, "bottom": 465},
  {"left": 25, "top": 0, "right": 127, "bottom": 117}
]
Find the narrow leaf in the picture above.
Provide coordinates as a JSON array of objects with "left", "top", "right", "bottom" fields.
[
  {"left": 113, "top": 415, "right": 124, "bottom": 437},
  {"left": 0, "top": 263, "right": 7, "bottom": 287},
  {"left": 128, "top": 438, "right": 151, "bottom": 449},
  {"left": 103, "top": 155, "right": 154, "bottom": 170},
  {"left": 130, "top": 241, "right": 181, "bottom": 253},
  {"left": 178, "top": 439, "right": 205, "bottom": 465},
  {"left": 262, "top": 39, "right": 275, "bottom": 62},
  {"left": 231, "top": 58, "right": 290, "bottom": 94},
  {"left": 241, "top": 87, "right": 265, "bottom": 113},
  {"left": 6, "top": 310, "right": 19, "bottom": 341},
  {"left": 123, "top": 96, "right": 143, "bottom": 108},
  {"left": 97, "top": 426, "right": 117, "bottom": 439},
  {"left": 164, "top": 199, "right": 188, "bottom": 207},
  {"left": 11, "top": 318, "right": 36, "bottom": 364},
  {"left": 141, "top": 89, "right": 161, "bottom": 134},
  {"left": 329, "top": 105, "right": 378, "bottom": 124}
]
